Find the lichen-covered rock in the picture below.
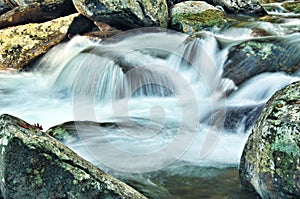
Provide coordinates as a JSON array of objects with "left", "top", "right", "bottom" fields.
[
  {"left": 170, "top": 1, "right": 231, "bottom": 33},
  {"left": 223, "top": 36, "right": 300, "bottom": 86},
  {"left": 10, "top": 0, "right": 76, "bottom": 16},
  {"left": 239, "top": 81, "right": 300, "bottom": 198},
  {"left": 282, "top": 1, "right": 300, "bottom": 14},
  {"left": 72, "top": 0, "right": 168, "bottom": 29},
  {"left": 0, "top": 114, "right": 147, "bottom": 199},
  {"left": 0, "top": 13, "right": 78, "bottom": 71}
]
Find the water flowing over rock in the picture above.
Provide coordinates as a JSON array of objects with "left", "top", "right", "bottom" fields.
[
  {"left": 0, "top": 1, "right": 14, "bottom": 15},
  {"left": 0, "top": 114, "right": 147, "bottom": 199},
  {"left": 0, "top": 13, "right": 78, "bottom": 71},
  {"left": 72, "top": 0, "right": 168, "bottom": 29},
  {"left": 170, "top": 1, "right": 230, "bottom": 33},
  {"left": 223, "top": 35, "right": 300, "bottom": 86},
  {"left": 239, "top": 81, "right": 300, "bottom": 198},
  {"left": 170, "top": 0, "right": 266, "bottom": 15},
  {"left": 208, "top": 0, "right": 267, "bottom": 15}
]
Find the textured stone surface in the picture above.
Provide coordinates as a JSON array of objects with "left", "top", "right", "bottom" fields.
[
  {"left": 0, "top": 13, "right": 78, "bottom": 70},
  {"left": 239, "top": 81, "right": 300, "bottom": 198},
  {"left": 170, "top": 1, "right": 230, "bottom": 33},
  {"left": 0, "top": 114, "right": 147, "bottom": 199},
  {"left": 72, "top": 0, "right": 168, "bottom": 29},
  {"left": 223, "top": 36, "right": 300, "bottom": 86}
]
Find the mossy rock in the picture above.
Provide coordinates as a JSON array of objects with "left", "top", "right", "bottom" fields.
[
  {"left": 282, "top": 1, "right": 300, "bottom": 13},
  {"left": 0, "top": 13, "right": 78, "bottom": 71},
  {"left": 170, "top": 1, "right": 233, "bottom": 33},
  {"left": 223, "top": 35, "right": 300, "bottom": 86},
  {"left": 239, "top": 81, "right": 300, "bottom": 198},
  {"left": 0, "top": 114, "right": 147, "bottom": 198}
]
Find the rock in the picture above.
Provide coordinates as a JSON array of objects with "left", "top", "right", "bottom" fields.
[
  {"left": 72, "top": 0, "right": 168, "bottom": 29},
  {"left": 170, "top": 1, "right": 231, "bottom": 33},
  {"left": 0, "top": 114, "right": 147, "bottom": 199},
  {"left": 169, "top": 0, "right": 266, "bottom": 15},
  {"left": 0, "top": 13, "right": 78, "bottom": 71},
  {"left": 282, "top": 1, "right": 300, "bottom": 14},
  {"left": 223, "top": 36, "right": 300, "bottom": 86},
  {"left": 239, "top": 81, "right": 300, "bottom": 198},
  {"left": 10, "top": 0, "right": 76, "bottom": 17}
]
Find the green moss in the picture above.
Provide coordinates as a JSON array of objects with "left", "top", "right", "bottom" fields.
[{"left": 282, "top": 2, "right": 300, "bottom": 13}]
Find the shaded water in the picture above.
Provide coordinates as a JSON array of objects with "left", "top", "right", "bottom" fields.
[{"left": 1, "top": 7, "right": 300, "bottom": 198}]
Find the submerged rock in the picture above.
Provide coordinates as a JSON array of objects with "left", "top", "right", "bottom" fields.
[
  {"left": 72, "top": 0, "right": 168, "bottom": 29},
  {"left": 223, "top": 36, "right": 300, "bottom": 86},
  {"left": 0, "top": 13, "right": 78, "bottom": 71},
  {"left": 170, "top": 1, "right": 231, "bottom": 33},
  {"left": 239, "top": 81, "right": 300, "bottom": 198},
  {"left": 0, "top": 114, "right": 147, "bottom": 199}
]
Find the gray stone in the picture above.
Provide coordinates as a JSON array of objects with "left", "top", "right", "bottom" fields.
[
  {"left": 0, "top": 114, "right": 147, "bottom": 199},
  {"left": 72, "top": 0, "right": 168, "bottom": 29},
  {"left": 239, "top": 81, "right": 300, "bottom": 198},
  {"left": 170, "top": 1, "right": 231, "bottom": 33}
]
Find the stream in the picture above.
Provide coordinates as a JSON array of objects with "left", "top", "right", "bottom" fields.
[{"left": 0, "top": 5, "right": 300, "bottom": 198}]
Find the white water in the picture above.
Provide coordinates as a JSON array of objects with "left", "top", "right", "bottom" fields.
[{"left": 0, "top": 30, "right": 299, "bottom": 173}]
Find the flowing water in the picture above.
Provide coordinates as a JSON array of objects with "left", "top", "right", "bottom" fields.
[{"left": 0, "top": 6, "right": 300, "bottom": 198}]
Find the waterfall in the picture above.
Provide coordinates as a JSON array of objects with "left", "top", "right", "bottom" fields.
[{"left": 0, "top": 29, "right": 299, "bottom": 173}]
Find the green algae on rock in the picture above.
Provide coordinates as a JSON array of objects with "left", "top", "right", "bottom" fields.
[
  {"left": 282, "top": 1, "right": 300, "bottom": 13},
  {"left": 0, "top": 114, "right": 147, "bottom": 199},
  {"left": 0, "top": 13, "right": 78, "bottom": 71},
  {"left": 239, "top": 81, "right": 300, "bottom": 198},
  {"left": 170, "top": 1, "right": 232, "bottom": 33}
]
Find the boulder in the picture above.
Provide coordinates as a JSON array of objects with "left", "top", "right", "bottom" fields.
[
  {"left": 0, "top": 13, "right": 78, "bottom": 71},
  {"left": 170, "top": 1, "right": 231, "bottom": 33},
  {"left": 223, "top": 36, "right": 300, "bottom": 86},
  {"left": 239, "top": 81, "right": 300, "bottom": 198},
  {"left": 0, "top": 114, "right": 147, "bottom": 199},
  {"left": 72, "top": 0, "right": 168, "bottom": 29}
]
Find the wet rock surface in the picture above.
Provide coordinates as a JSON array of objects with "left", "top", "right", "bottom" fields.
[
  {"left": 72, "top": 0, "right": 168, "bottom": 29},
  {"left": 0, "top": 114, "right": 147, "bottom": 199},
  {"left": 0, "top": 14, "right": 78, "bottom": 70},
  {"left": 239, "top": 81, "right": 300, "bottom": 198},
  {"left": 223, "top": 36, "right": 300, "bottom": 86}
]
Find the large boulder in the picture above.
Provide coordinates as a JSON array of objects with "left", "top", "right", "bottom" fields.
[
  {"left": 239, "top": 81, "right": 300, "bottom": 198},
  {"left": 170, "top": 1, "right": 231, "bottom": 33},
  {"left": 0, "top": 114, "right": 147, "bottom": 198},
  {"left": 223, "top": 36, "right": 300, "bottom": 86},
  {"left": 0, "top": 13, "right": 78, "bottom": 71},
  {"left": 72, "top": 0, "right": 168, "bottom": 29}
]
